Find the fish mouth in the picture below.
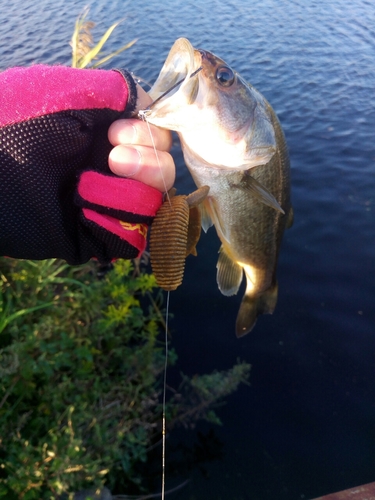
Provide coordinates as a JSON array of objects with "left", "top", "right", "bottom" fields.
[{"left": 146, "top": 38, "right": 202, "bottom": 112}]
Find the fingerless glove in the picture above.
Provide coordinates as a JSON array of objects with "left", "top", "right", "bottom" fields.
[{"left": 0, "top": 65, "right": 162, "bottom": 264}]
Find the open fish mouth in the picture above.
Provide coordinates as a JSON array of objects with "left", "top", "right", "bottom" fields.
[
  {"left": 148, "top": 38, "right": 198, "bottom": 102},
  {"left": 140, "top": 38, "right": 205, "bottom": 124}
]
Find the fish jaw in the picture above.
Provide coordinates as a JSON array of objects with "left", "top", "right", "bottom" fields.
[
  {"left": 148, "top": 38, "right": 196, "bottom": 101},
  {"left": 146, "top": 38, "right": 202, "bottom": 130}
]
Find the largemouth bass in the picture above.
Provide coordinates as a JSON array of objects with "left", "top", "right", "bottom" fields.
[{"left": 143, "top": 38, "right": 293, "bottom": 337}]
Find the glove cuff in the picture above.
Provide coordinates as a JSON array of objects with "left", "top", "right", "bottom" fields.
[
  {"left": 82, "top": 208, "right": 148, "bottom": 257},
  {"left": 76, "top": 171, "right": 162, "bottom": 224}
]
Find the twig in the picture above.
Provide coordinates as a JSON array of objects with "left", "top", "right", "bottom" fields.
[{"left": 0, "top": 375, "right": 20, "bottom": 409}]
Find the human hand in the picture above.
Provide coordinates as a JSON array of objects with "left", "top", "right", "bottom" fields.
[
  {"left": 0, "top": 66, "right": 170, "bottom": 264},
  {"left": 108, "top": 84, "right": 175, "bottom": 193}
]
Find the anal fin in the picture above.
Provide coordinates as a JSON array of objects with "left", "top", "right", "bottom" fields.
[{"left": 216, "top": 246, "right": 243, "bottom": 296}]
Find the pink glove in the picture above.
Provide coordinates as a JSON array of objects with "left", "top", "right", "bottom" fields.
[{"left": 0, "top": 65, "right": 163, "bottom": 264}]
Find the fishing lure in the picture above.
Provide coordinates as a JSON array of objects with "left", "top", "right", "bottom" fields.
[{"left": 149, "top": 185, "right": 209, "bottom": 291}]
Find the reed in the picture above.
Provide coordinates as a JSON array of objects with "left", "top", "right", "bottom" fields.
[{"left": 70, "top": 7, "right": 137, "bottom": 69}]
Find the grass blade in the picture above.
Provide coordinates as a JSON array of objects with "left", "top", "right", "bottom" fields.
[
  {"left": 91, "top": 38, "right": 137, "bottom": 68},
  {"left": 78, "top": 20, "right": 122, "bottom": 68}
]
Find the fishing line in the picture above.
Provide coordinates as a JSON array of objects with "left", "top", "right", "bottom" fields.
[
  {"left": 143, "top": 117, "right": 172, "bottom": 207},
  {"left": 161, "top": 290, "right": 170, "bottom": 500},
  {"left": 137, "top": 67, "right": 202, "bottom": 499},
  {"left": 138, "top": 66, "right": 202, "bottom": 204},
  {"left": 137, "top": 110, "right": 171, "bottom": 500}
]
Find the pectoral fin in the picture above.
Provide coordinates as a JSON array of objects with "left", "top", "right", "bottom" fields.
[
  {"left": 185, "top": 186, "right": 210, "bottom": 257},
  {"left": 186, "top": 206, "right": 201, "bottom": 257},
  {"left": 236, "top": 281, "right": 278, "bottom": 337},
  {"left": 216, "top": 246, "right": 243, "bottom": 296},
  {"left": 185, "top": 185, "right": 210, "bottom": 207},
  {"left": 241, "top": 172, "right": 284, "bottom": 214}
]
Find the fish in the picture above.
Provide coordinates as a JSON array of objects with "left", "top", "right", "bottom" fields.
[{"left": 142, "top": 38, "right": 293, "bottom": 337}]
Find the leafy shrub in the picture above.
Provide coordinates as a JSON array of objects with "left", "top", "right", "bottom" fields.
[{"left": 0, "top": 258, "right": 250, "bottom": 499}]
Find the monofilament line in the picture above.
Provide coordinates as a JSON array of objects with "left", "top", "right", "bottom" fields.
[
  {"left": 137, "top": 110, "right": 171, "bottom": 499},
  {"left": 138, "top": 112, "right": 172, "bottom": 208},
  {"left": 161, "top": 290, "right": 170, "bottom": 500}
]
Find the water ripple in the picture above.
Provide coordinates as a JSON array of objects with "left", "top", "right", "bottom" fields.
[{"left": 1, "top": 0, "right": 375, "bottom": 498}]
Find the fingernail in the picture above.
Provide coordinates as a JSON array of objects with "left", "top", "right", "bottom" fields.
[
  {"left": 129, "top": 124, "right": 137, "bottom": 144},
  {"left": 117, "top": 123, "right": 137, "bottom": 145},
  {"left": 125, "top": 148, "right": 142, "bottom": 177}
]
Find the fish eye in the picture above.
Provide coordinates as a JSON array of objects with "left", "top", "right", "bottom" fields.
[{"left": 215, "top": 66, "right": 235, "bottom": 87}]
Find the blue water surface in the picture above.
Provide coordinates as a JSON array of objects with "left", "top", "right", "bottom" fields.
[{"left": 1, "top": 0, "right": 374, "bottom": 498}]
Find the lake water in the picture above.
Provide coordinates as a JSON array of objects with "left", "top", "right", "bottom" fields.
[{"left": 1, "top": 0, "right": 374, "bottom": 498}]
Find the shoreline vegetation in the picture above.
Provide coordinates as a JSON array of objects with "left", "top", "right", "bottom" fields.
[{"left": 0, "top": 257, "right": 250, "bottom": 499}]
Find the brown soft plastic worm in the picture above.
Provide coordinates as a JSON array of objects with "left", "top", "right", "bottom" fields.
[{"left": 150, "top": 185, "right": 210, "bottom": 291}]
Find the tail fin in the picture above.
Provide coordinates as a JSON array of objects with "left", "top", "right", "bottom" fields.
[{"left": 235, "top": 282, "right": 278, "bottom": 337}]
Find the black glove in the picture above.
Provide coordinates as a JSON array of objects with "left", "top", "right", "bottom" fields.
[{"left": 0, "top": 65, "right": 162, "bottom": 264}]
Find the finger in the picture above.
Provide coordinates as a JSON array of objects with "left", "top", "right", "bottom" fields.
[
  {"left": 108, "top": 144, "right": 176, "bottom": 192},
  {"left": 108, "top": 118, "right": 173, "bottom": 151}
]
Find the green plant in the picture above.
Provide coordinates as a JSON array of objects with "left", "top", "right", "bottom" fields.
[
  {"left": 0, "top": 258, "right": 166, "bottom": 498},
  {"left": 70, "top": 7, "right": 137, "bottom": 69},
  {"left": 0, "top": 258, "right": 250, "bottom": 499}
]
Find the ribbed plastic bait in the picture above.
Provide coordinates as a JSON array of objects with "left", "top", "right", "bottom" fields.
[{"left": 150, "top": 186, "right": 209, "bottom": 291}]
